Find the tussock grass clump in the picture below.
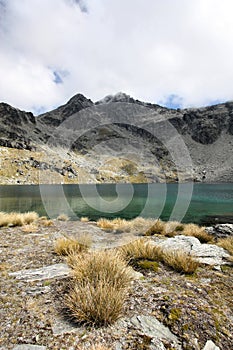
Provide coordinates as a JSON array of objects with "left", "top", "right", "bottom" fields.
[
  {"left": 164, "top": 221, "right": 184, "bottom": 236},
  {"left": 41, "top": 219, "right": 54, "bottom": 227},
  {"left": 54, "top": 236, "right": 88, "bottom": 256},
  {"left": 68, "top": 250, "right": 132, "bottom": 289},
  {"left": 65, "top": 250, "right": 132, "bottom": 325},
  {"left": 66, "top": 280, "right": 127, "bottom": 326},
  {"left": 217, "top": 236, "right": 233, "bottom": 255},
  {"left": 57, "top": 213, "right": 69, "bottom": 221},
  {"left": 0, "top": 211, "right": 39, "bottom": 227},
  {"left": 119, "top": 238, "right": 162, "bottom": 263},
  {"left": 97, "top": 217, "right": 155, "bottom": 233},
  {"left": 21, "top": 224, "right": 39, "bottom": 233},
  {"left": 89, "top": 345, "right": 112, "bottom": 350},
  {"left": 80, "top": 216, "right": 89, "bottom": 222},
  {"left": 145, "top": 219, "right": 166, "bottom": 236},
  {"left": 182, "top": 224, "right": 213, "bottom": 243},
  {"left": 160, "top": 249, "right": 199, "bottom": 274},
  {"left": 97, "top": 218, "right": 115, "bottom": 231}
]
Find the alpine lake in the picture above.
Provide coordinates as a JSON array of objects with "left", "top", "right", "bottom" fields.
[{"left": 0, "top": 183, "right": 232, "bottom": 225}]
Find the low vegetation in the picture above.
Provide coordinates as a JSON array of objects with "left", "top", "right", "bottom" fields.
[
  {"left": 54, "top": 236, "right": 89, "bottom": 256},
  {"left": 119, "top": 238, "right": 162, "bottom": 263},
  {"left": 80, "top": 216, "right": 89, "bottom": 222},
  {"left": 65, "top": 250, "right": 133, "bottom": 325},
  {"left": 97, "top": 218, "right": 214, "bottom": 245},
  {"left": 119, "top": 238, "right": 199, "bottom": 274},
  {"left": 97, "top": 217, "right": 154, "bottom": 233},
  {"left": 0, "top": 211, "right": 39, "bottom": 227},
  {"left": 145, "top": 219, "right": 166, "bottom": 236},
  {"left": 182, "top": 223, "right": 213, "bottom": 243},
  {"left": 86, "top": 345, "right": 111, "bottom": 350},
  {"left": 159, "top": 249, "right": 199, "bottom": 274},
  {"left": 217, "top": 236, "right": 233, "bottom": 255},
  {"left": 57, "top": 213, "right": 69, "bottom": 221}
]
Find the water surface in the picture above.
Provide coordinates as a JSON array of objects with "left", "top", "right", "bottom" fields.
[{"left": 0, "top": 183, "right": 232, "bottom": 224}]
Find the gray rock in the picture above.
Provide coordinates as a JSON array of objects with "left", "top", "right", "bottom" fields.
[
  {"left": 51, "top": 317, "right": 79, "bottom": 336},
  {"left": 202, "top": 340, "right": 220, "bottom": 350},
  {"left": 153, "top": 235, "right": 230, "bottom": 266},
  {"left": 191, "top": 242, "right": 229, "bottom": 266},
  {"left": 206, "top": 224, "right": 233, "bottom": 238},
  {"left": 9, "top": 263, "right": 70, "bottom": 282},
  {"left": 130, "top": 315, "right": 181, "bottom": 349},
  {"left": 13, "top": 345, "right": 46, "bottom": 350}
]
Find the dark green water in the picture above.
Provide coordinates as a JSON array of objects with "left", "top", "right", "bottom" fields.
[{"left": 0, "top": 183, "right": 232, "bottom": 224}]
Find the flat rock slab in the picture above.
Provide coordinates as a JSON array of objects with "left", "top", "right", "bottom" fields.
[
  {"left": 9, "top": 263, "right": 70, "bottom": 282},
  {"left": 12, "top": 345, "right": 47, "bottom": 350},
  {"left": 153, "top": 235, "right": 230, "bottom": 266},
  {"left": 51, "top": 317, "right": 80, "bottom": 336},
  {"left": 130, "top": 315, "right": 181, "bottom": 349}
]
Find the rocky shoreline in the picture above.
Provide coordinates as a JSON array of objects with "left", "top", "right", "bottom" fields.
[{"left": 0, "top": 219, "right": 232, "bottom": 350}]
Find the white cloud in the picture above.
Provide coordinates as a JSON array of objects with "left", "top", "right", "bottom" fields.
[{"left": 0, "top": 0, "right": 233, "bottom": 113}]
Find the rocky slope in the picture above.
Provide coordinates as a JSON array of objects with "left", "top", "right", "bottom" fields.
[{"left": 0, "top": 93, "right": 233, "bottom": 184}]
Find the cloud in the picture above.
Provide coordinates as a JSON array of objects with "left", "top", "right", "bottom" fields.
[{"left": 0, "top": 0, "right": 233, "bottom": 113}]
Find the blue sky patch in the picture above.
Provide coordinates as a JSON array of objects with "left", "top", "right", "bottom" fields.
[
  {"left": 53, "top": 71, "right": 63, "bottom": 84},
  {"left": 159, "top": 94, "right": 183, "bottom": 109}
]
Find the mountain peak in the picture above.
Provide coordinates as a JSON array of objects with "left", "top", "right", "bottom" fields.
[
  {"left": 96, "top": 92, "right": 135, "bottom": 105},
  {"left": 67, "top": 93, "right": 93, "bottom": 105}
]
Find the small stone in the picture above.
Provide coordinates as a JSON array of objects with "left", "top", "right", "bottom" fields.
[
  {"left": 51, "top": 317, "right": 79, "bottom": 336},
  {"left": 12, "top": 345, "right": 47, "bottom": 350},
  {"left": 130, "top": 315, "right": 181, "bottom": 349},
  {"left": 202, "top": 340, "right": 220, "bottom": 350}
]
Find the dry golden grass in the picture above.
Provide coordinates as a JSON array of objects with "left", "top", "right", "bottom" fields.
[
  {"left": 0, "top": 211, "right": 39, "bottom": 227},
  {"left": 160, "top": 249, "right": 199, "bottom": 274},
  {"left": 119, "top": 238, "right": 163, "bottom": 263},
  {"left": 182, "top": 224, "right": 213, "bottom": 243},
  {"left": 65, "top": 250, "right": 132, "bottom": 325},
  {"left": 97, "top": 218, "right": 115, "bottom": 230},
  {"left": 54, "top": 236, "right": 88, "bottom": 256},
  {"left": 97, "top": 217, "right": 155, "bottom": 233},
  {"left": 75, "top": 232, "right": 92, "bottom": 249},
  {"left": 164, "top": 221, "right": 184, "bottom": 236},
  {"left": 40, "top": 219, "right": 54, "bottom": 227},
  {"left": 57, "top": 213, "right": 69, "bottom": 221},
  {"left": 68, "top": 250, "right": 133, "bottom": 289},
  {"left": 217, "top": 236, "right": 233, "bottom": 255},
  {"left": 66, "top": 280, "right": 127, "bottom": 326},
  {"left": 80, "top": 216, "right": 89, "bottom": 222},
  {"left": 119, "top": 237, "right": 199, "bottom": 274},
  {"left": 89, "top": 345, "right": 112, "bottom": 350},
  {"left": 144, "top": 219, "right": 166, "bottom": 236},
  {"left": 21, "top": 224, "right": 39, "bottom": 233}
]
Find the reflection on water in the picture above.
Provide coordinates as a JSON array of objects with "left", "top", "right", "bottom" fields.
[{"left": 0, "top": 183, "right": 232, "bottom": 224}]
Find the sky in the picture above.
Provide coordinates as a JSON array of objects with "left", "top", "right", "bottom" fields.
[{"left": 0, "top": 0, "right": 233, "bottom": 114}]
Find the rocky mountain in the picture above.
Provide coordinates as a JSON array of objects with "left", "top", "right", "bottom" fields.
[{"left": 0, "top": 92, "right": 233, "bottom": 184}]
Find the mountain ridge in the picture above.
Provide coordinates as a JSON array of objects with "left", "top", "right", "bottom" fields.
[{"left": 0, "top": 92, "right": 233, "bottom": 184}]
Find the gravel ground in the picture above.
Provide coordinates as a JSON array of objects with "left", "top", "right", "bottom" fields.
[{"left": 0, "top": 220, "right": 232, "bottom": 350}]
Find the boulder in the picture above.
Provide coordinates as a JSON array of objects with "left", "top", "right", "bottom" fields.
[
  {"left": 206, "top": 224, "right": 233, "bottom": 238},
  {"left": 152, "top": 235, "right": 230, "bottom": 266}
]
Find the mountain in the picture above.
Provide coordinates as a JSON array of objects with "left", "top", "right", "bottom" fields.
[{"left": 0, "top": 93, "right": 232, "bottom": 184}]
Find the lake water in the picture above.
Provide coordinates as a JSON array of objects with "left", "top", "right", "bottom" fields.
[{"left": 0, "top": 183, "right": 232, "bottom": 224}]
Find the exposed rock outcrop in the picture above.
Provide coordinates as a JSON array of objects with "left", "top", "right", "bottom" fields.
[{"left": 1, "top": 92, "right": 233, "bottom": 183}]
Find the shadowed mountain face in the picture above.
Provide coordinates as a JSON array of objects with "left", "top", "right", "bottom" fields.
[{"left": 0, "top": 92, "right": 233, "bottom": 183}]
